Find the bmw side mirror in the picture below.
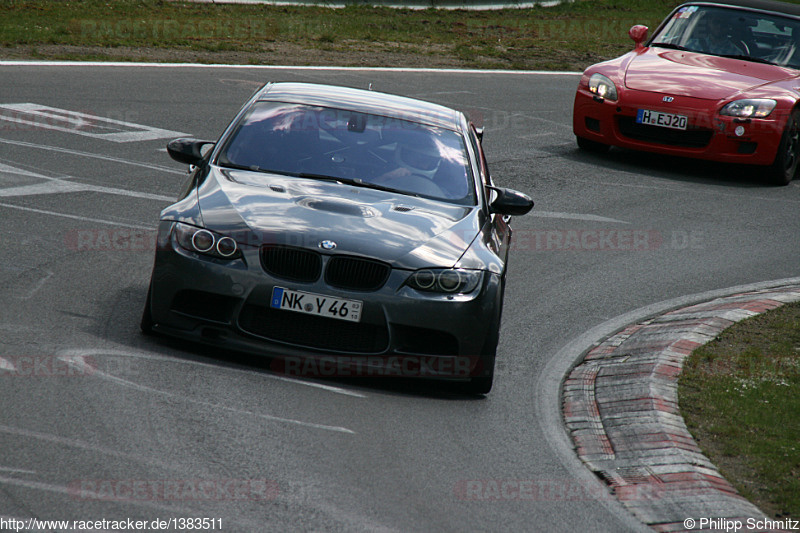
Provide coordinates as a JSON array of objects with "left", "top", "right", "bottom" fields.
[
  {"left": 488, "top": 187, "right": 534, "bottom": 216},
  {"left": 629, "top": 25, "right": 648, "bottom": 50},
  {"left": 167, "top": 138, "right": 215, "bottom": 166}
]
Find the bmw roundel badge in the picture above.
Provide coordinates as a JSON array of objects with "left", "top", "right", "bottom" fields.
[{"left": 319, "top": 240, "right": 337, "bottom": 250}]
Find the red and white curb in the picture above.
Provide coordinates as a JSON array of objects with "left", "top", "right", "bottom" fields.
[{"left": 563, "top": 285, "right": 800, "bottom": 532}]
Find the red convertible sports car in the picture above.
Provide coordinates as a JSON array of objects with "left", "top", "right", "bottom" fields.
[{"left": 573, "top": 0, "right": 800, "bottom": 185}]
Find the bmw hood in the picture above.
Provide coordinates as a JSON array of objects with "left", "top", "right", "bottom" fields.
[
  {"left": 624, "top": 48, "right": 798, "bottom": 100},
  {"left": 190, "top": 167, "right": 481, "bottom": 270}
]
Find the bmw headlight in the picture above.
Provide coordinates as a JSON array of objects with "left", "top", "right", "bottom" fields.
[
  {"left": 719, "top": 99, "right": 776, "bottom": 118},
  {"left": 405, "top": 269, "right": 482, "bottom": 294},
  {"left": 588, "top": 73, "right": 618, "bottom": 101},
  {"left": 174, "top": 222, "right": 241, "bottom": 260}
]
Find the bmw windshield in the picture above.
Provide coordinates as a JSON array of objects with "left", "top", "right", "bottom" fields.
[{"left": 217, "top": 101, "right": 476, "bottom": 205}]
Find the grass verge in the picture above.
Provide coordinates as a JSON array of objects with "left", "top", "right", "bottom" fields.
[
  {"left": 679, "top": 301, "right": 800, "bottom": 520},
  {"left": 0, "top": 0, "right": 684, "bottom": 69}
]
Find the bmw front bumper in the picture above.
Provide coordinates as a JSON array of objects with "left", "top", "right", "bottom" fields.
[{"left": 146, "top": 221, "right": 502, "bottom": 378}]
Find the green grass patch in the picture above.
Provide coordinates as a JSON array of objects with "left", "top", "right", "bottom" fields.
[
  {"left": 679, "top": 301, "right": 800, "bottom": 520},
  {"left": 0, "top": 0, "right": 686, "bottom": 68}
]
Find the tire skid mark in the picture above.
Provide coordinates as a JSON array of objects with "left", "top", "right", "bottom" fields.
[
  {"left": 57, "top": 348, "right": 367, "bottom": 398},
  {"left": 56, "top": 350, "right": 357, "bottom": 434},
  {"left": 0, "top": 423, "right": 179, "bottom": 472}
]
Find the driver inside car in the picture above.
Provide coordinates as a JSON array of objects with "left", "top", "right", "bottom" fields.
[
  {"left": 687, "top": 13, "right": 749, "bottom": 56},
  {"left": 372, "top": 128, "right": 470, "bottom": 200}
]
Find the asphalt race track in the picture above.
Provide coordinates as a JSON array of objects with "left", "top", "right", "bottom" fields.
[{"left": 1, "top": 64, "right": 798, "bottom": 532}]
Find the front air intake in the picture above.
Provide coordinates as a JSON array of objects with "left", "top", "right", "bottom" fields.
[
  {"left": 260, "top": 245, "right": 322, "bottom": 282},
  {"left": 325, "top": 256, "right": 391, "bottom": 291}
]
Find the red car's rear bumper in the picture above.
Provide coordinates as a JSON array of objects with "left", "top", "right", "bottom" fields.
[{"left": 573, "top": 87, "right": 786, "bottom": 166}]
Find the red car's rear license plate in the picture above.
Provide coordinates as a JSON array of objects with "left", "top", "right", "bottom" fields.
[
  {"left": 636, "top": 109, "right": 688, "bottom": 130},
  {"left": 270, "top": 287, "right": 362, "bottom": 323}
]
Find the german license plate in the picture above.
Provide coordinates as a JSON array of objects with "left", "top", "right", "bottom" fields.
[
  {"left": 636, "top": 109, "right": 688, "bottom": 130},
  {"left": 270, "top": 287, "right": 362, "bottom": 323}
]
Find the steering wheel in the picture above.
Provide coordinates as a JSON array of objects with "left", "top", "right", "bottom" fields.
[{"left": 735, "top": 39, "right": 750, "bottom": 56}]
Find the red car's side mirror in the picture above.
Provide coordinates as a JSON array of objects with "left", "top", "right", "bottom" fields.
[{"left": 629, "top": 25, "right": 649, "bottom": 50}]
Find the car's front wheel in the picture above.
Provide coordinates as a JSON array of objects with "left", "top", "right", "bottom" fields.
[
  {"left": 466, "top": 345, "right": 496, "bottom": 395},
  {"left": 140, "top": 282, "right": 154, "bottom": 335},
  {"left": 768, "top": 108, "right": 800, "bottom": 186},
  {"left": 464, "top": 280, "right": 504, "bottom": 395}
]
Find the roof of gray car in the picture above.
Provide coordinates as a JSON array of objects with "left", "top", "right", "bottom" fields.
[{"left": 256, "top": 82, "right": 464, "bottom": 131}]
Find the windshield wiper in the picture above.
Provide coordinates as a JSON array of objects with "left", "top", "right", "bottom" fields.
[
  {"left": 218, "top": 161, "right": 269, "bottom": 173},
  {"left": 717, "top": 54, "right": 777, "bottom": 66},
  {"left": 296, "top": 173, "right": 420, "bottom": 197},
  {"left": 651, "top": 42, "right": 690, "bottom": 51},
  {"left": 217, "top": 166, "right": 421, "bottom": 197}
]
